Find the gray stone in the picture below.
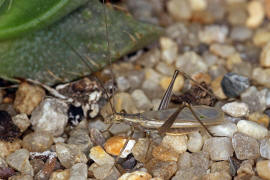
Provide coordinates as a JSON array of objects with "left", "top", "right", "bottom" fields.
[
  {"left": 69, "top": 163, "right": 88, "bottom": 180},
  {"left": 241, "top": 86, "right": 267, "bottom": 113},
  {"left": 116, "top": 76, "right": 130, "bottom": 92},
  {"left": 222, "top": 102, "right": 249, "bottom": 117},
  {"left": 198, "top": 25, "right": 228, "bottom": 44},
  {"left": 232, "top": 133, "right": 260, "bottom": 160},
  {"left": 210, "top": 43, "right": 236, "bottom": 58},
  {"left": 30, "top": 98, "right": 68, "bottom": 136},
  {"left": 109, "top": 122, "right": 131, "bottom": 135},
  {"left": 12, "top": 113, "right": 30, "bottom": 132},
  {"left": 6, "top": 149, "right": 33, "bottom": 176},
  {"left": 131, "top": 89, "right": 152, "bottom": 111},
  {"left": 89, "top": 146, "right": 115, "bottom": 166},
  {"left": 230, "top": 26, "right": 253, "bottom": 42},
  {"left": 132, "top": 138, "right": 150, "bottom": 163},
  {"left": 22, "top": 131, "right": 53, "bottom": 152},
  {"left": 88, "top": 119, "right": 110, "bottom": 132},
  {"left": 172, "top": 166, "right": 207, "bottom": 180},
  {"left": 89, "top": 163, "right": 120, "bottom": 180},
  {"left": 55, "top": 143, "right": 87, "bottom": 168},
  {"left": 68, "top": 128, "right": 93, "bottom": 154},
  {"left": 203, "top": 137, "right": 233, "bottom": 161},
  {"left": 221, "top": 72, "right": 250, "bottom": 98},
  {"left": 147, "top": 160, "right": 177, "bottom": 180},
  {"left": 260, "top": 138, "right": 270, "bottom": 159}
]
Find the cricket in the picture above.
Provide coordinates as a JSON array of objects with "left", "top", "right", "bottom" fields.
[{"left": 0, "top": 0, "right": 239, "bottom": 179}]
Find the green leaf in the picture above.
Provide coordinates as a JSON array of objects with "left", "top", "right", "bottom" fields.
[
  {"left": 0, "top": 0, "right": 163, "bottom": 85},
  {"left": 0, "top": 0, "right": 88, "bottom": 40}
]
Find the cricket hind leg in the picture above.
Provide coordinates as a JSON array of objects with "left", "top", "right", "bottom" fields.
[{"left": 158, "top": 70, "right": 179, "bottom": 111}]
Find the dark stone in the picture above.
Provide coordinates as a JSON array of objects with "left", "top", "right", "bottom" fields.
[
  {"left": 221, "top": 72, "right": 250, "bottom": 98},
  {"left": 118, "top": 154, "right": 137, "bottom": 170},
  {"left": 0, "top": 110, "right": 21, "bottom": 141},
  {"left": 67, "top": 104, "right": 84, "bottom": 126}
]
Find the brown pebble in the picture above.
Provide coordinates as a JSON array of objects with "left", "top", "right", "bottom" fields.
[
  {"left": 210, "top": 76, "right": 227, "bottom": 99},
  {"left": 256, "top": 160, "right": 270, "bottom": 180},
  {"left": 152, "top": 145, "right": 178, "bottom": 162},
  {"left": 13, "top": 82, "right": 45, "bottom": 115},
  {"left": 104, "top": 136, "right": 127, "bottom": 156}
]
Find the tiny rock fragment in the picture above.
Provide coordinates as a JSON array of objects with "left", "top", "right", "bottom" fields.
[
  {"left": 152, "top": 145, "right": 179, "bottom": 161},
  {"left": 222, "top": 102, "right": 249, "bottom": 117},
  {"left": 237, "top": 120, "right": 268, "bottom": 139},
  {"left": 209, "top": 122, "right": 237, "bottom": 138},
  {"left": 260, "top": 138, "right": 270, "bottom": 159},
  {"left": 187, "top": 131, "right": 203, "bottom": 152},
  {"left": 203, "top": 137, "right": 233, "bottom": 161},
  {"left": 160, "top": 37, "right": 178, "bottom": 65},
  {"left": 161, "top": 135, "right": 187, "bottom": 154},
  {"left": 118, "top": 171, "right": 152, "bottom": 180},
  {"left": 131, "top": 89, "right": 152, "bottom": 111},
  {"left": 260, "top": 42, "right": 270, "bottom": 68},
  {"left": 0, "top": 140, "right": 21, "bottom": 158},
  {"left": 256, "top": 160, "right": 270, "bottom": 180},
  {"left": 11, "top": 113, "right": 30, "bottom": 132},
  {"left": 246, "top": 0, "right": 265, "bottom": 28},
  {"left": 13, "top": 82, "right": 45, "bottom": 115},
  {"left": 23, "top": 131, "right": 53, "bottom": 152},
  {"left": 221, "top": 72, "right": 250, "bottom": 98},
  {"left": 252, "top": 67, "right": 270, "bottom": 88},
  {"left": 6, "top": 149, "right": 33, "bottom": 176},
  {"left": 167, "top": 0, "right": 191, "bottom": 21},
  {"left": 67, "top": 128, "right": 93, "bottom": 154},
  {"left": 146, "top": 159, "right": 177, "bottom": 180},
  {"left": 210, "top": 76, "right": 227, "bottom": 100},
  {"left": 89, "top": 146, "right": 115, "bottom": 166},
  {"left": 69, "top": 163, "right": 87, "bottom": 180},
  {"left": 49, "top": 169, "right": 70, "bottom": 180},
  {"left": 232, "top": 133, "right": 260, "bottom": 160},
  {"left": 104, "top": 136, "right": 136, "bottom": 158},
  {"left": 30, "top": 98, "right": 68, "bottom": 136},
  {"left": 55, "top": 143, "right": 87, "bottom": 168},
  {"left": 160, "top": 75, "right": 184, "bottom": 93}
]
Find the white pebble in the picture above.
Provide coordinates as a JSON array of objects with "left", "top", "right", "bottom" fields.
[
  {"left": 162, "top": 135, "right": 188, "bottom": 154},
  {"left": 209, "top": 122, "right": 238, "bottom": 138},
  {"left": 131, "top": 89, "right": 152, "bottom": 110},
  {"left": 222, "top": 102, "right": 249, "bottom": 117},
  {"left": 237, "top": 120, "right": 269, "bottom": 139},
  {"left": 120, "top": 139, "right": 136, "bottom": 158},
  {"left": 187, "top": 131, "right": 203, "bottom": 152}
]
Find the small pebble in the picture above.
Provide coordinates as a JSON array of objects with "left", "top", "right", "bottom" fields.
[
  {"left": 152, "top": 145, "right": 179, "bottom": 161},
  {"left": 241, "top": 86, "right": 267, "bottom": 113},
  {"left": 226, "top": 53, "right": 243, "bottom": 71},
  {"left": 0, "top": 140, "right": 21, "bottom": 158},
  {"left": 56, "top": 143, "right": 87, "bottom": 168},
  {"left": 209, "top": 122, "right": 237, "bottom": 137},
  {"left": 137, "top": 48, "right": 160, "bottom": 68},
  {"left": 22, "top": 131, "right": 53, "bottom": 152},
  {"left": 237, "top": 159, "right": 255, "bottom": 176},
  {"left": 189, "top": 0, "right": 207, "bottom": 11},
  {"left": 191, "top": 72, "right": 212, "bottom": 85},
  {"left": 202, "top": 172, "right": 231, "bottom": 180},
  {"left": 175, "top": 51, "right": 208, "bottom": 75},
  {"left": 13, "top": 82, "right": 45, "bottom": 115},
  {"left": 232, "top": 132, "right": 260, "bottom": 160},
  {"left": 89, "top": 146, "right": 115, "bottom": 166},
  {"left": 67, "top": 128, "right": 93, "bottom": 153},
  {"left": 221, "top": 72, "right": 250, "bottom": 98},
  {"left": 161, "top": 135, "right": 187, "bottom": 154},
  {"left": 210, "top": 76, "right": 227, "bottom": 99},
  {"left": 6, "top": 149, "right": 33, "bottom": 176},
  {"left": 8, "top": 174, "right": 33, "bottom": 180},
  {"left": 187, "top": 131, "right": 203, "bottom": 152},
  {"left": 118, "top": 171, "right": 152, "bottom": 180},
  {"left": 252, "top": 67, "right": 270, "bottom": 88},
  {"left": 88, "top": 119, "right": 110, "bottom": 132},
  {"left": 156, "top": 62, "right": 175, "bottom": 76},
  {"left": 246, "top": 0, "right": 265, "bottom": 28},
  {"left": 109, "top": 122, "right": 131, "bottom": 135},
  {"left": 89, "top": 163, "right": 120, "bottom": 180},
  {"left": 159, "top": 37, "right": 178, "bottom": 65},
  {"left": 253, "top": 30, "right": 270, "bottom": 47},
  {"left": 211, "top": 161, "right": 230, "bottom": 174},
  {"left": 222, "top": 102, "right": 249, "bottom": 117},
  {"left": 248, "top": 112, "right": 269, "bottom": 127},
  {"left": 104, "top": 136, "right": 135, "bottom": 158},
  {"left": 159, "top": 75, "right": 184, "bottom": 93},
  {"left": 167, "top": 0, "right": 191, "bottom": 21},
  {"left": 260, "top": 138, "right": 270, "bottom": 159},
  {"left": 198, "top": 25, "right": 228, "bottom": 44},
  {"left": 146, "top": 159, "right": 177, "bottom": 180},
  {"left": 203, "top": 137, "right": 233, "bottom": 161},
  {"left": 256, "top": 160, "right": 270, "bottom": 180},
  {"left": 260, "top": 42, "right": 270, "bottom": 68},
  {"left": 30, "top": 98, "right": 68, "bottom": 136},
  {"left": 230, "top": 26, "right": 252, "bottom": 42},
  {"left": 172, "top": 166, "right": 207, "bottom": 180},
  {"left": 237, "top": 120, "right": 268, "bottom": 140},
  {"left": 131, "top": 89, "right": 152, "bottom": 110},
  {"left": 132, "top": 138, "right": 150, "bottom": 163},
  {"left": 116, "top": 76, "right": 131, "bottom": 92},
  {"left": 49, "top": 169, "right": 70, "bottom": 180},
  {"left": 69, "top": 163, "right": 87, "bottom": 180},
  {"left": 11, "top": 113, "right": 30, "bottom": 132},
  {"left": 210, "top": 43, "right": 235, "bottom": 58}
]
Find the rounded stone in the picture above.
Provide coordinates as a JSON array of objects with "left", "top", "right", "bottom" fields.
[
  {"left": 23, "top": 131, "right": 53, "bottom": 152},
  {"left": 221, "top": 73, "right": 250, "bottom": 98},
  {"left": 256, "top": 160, "right": 270, "bottom": 180},
  {"left": 237, "top": 120, "right": 268, "bottom": 140},
  {"left": 222, "top": 102, "right": 249, "bottom": 117}
]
